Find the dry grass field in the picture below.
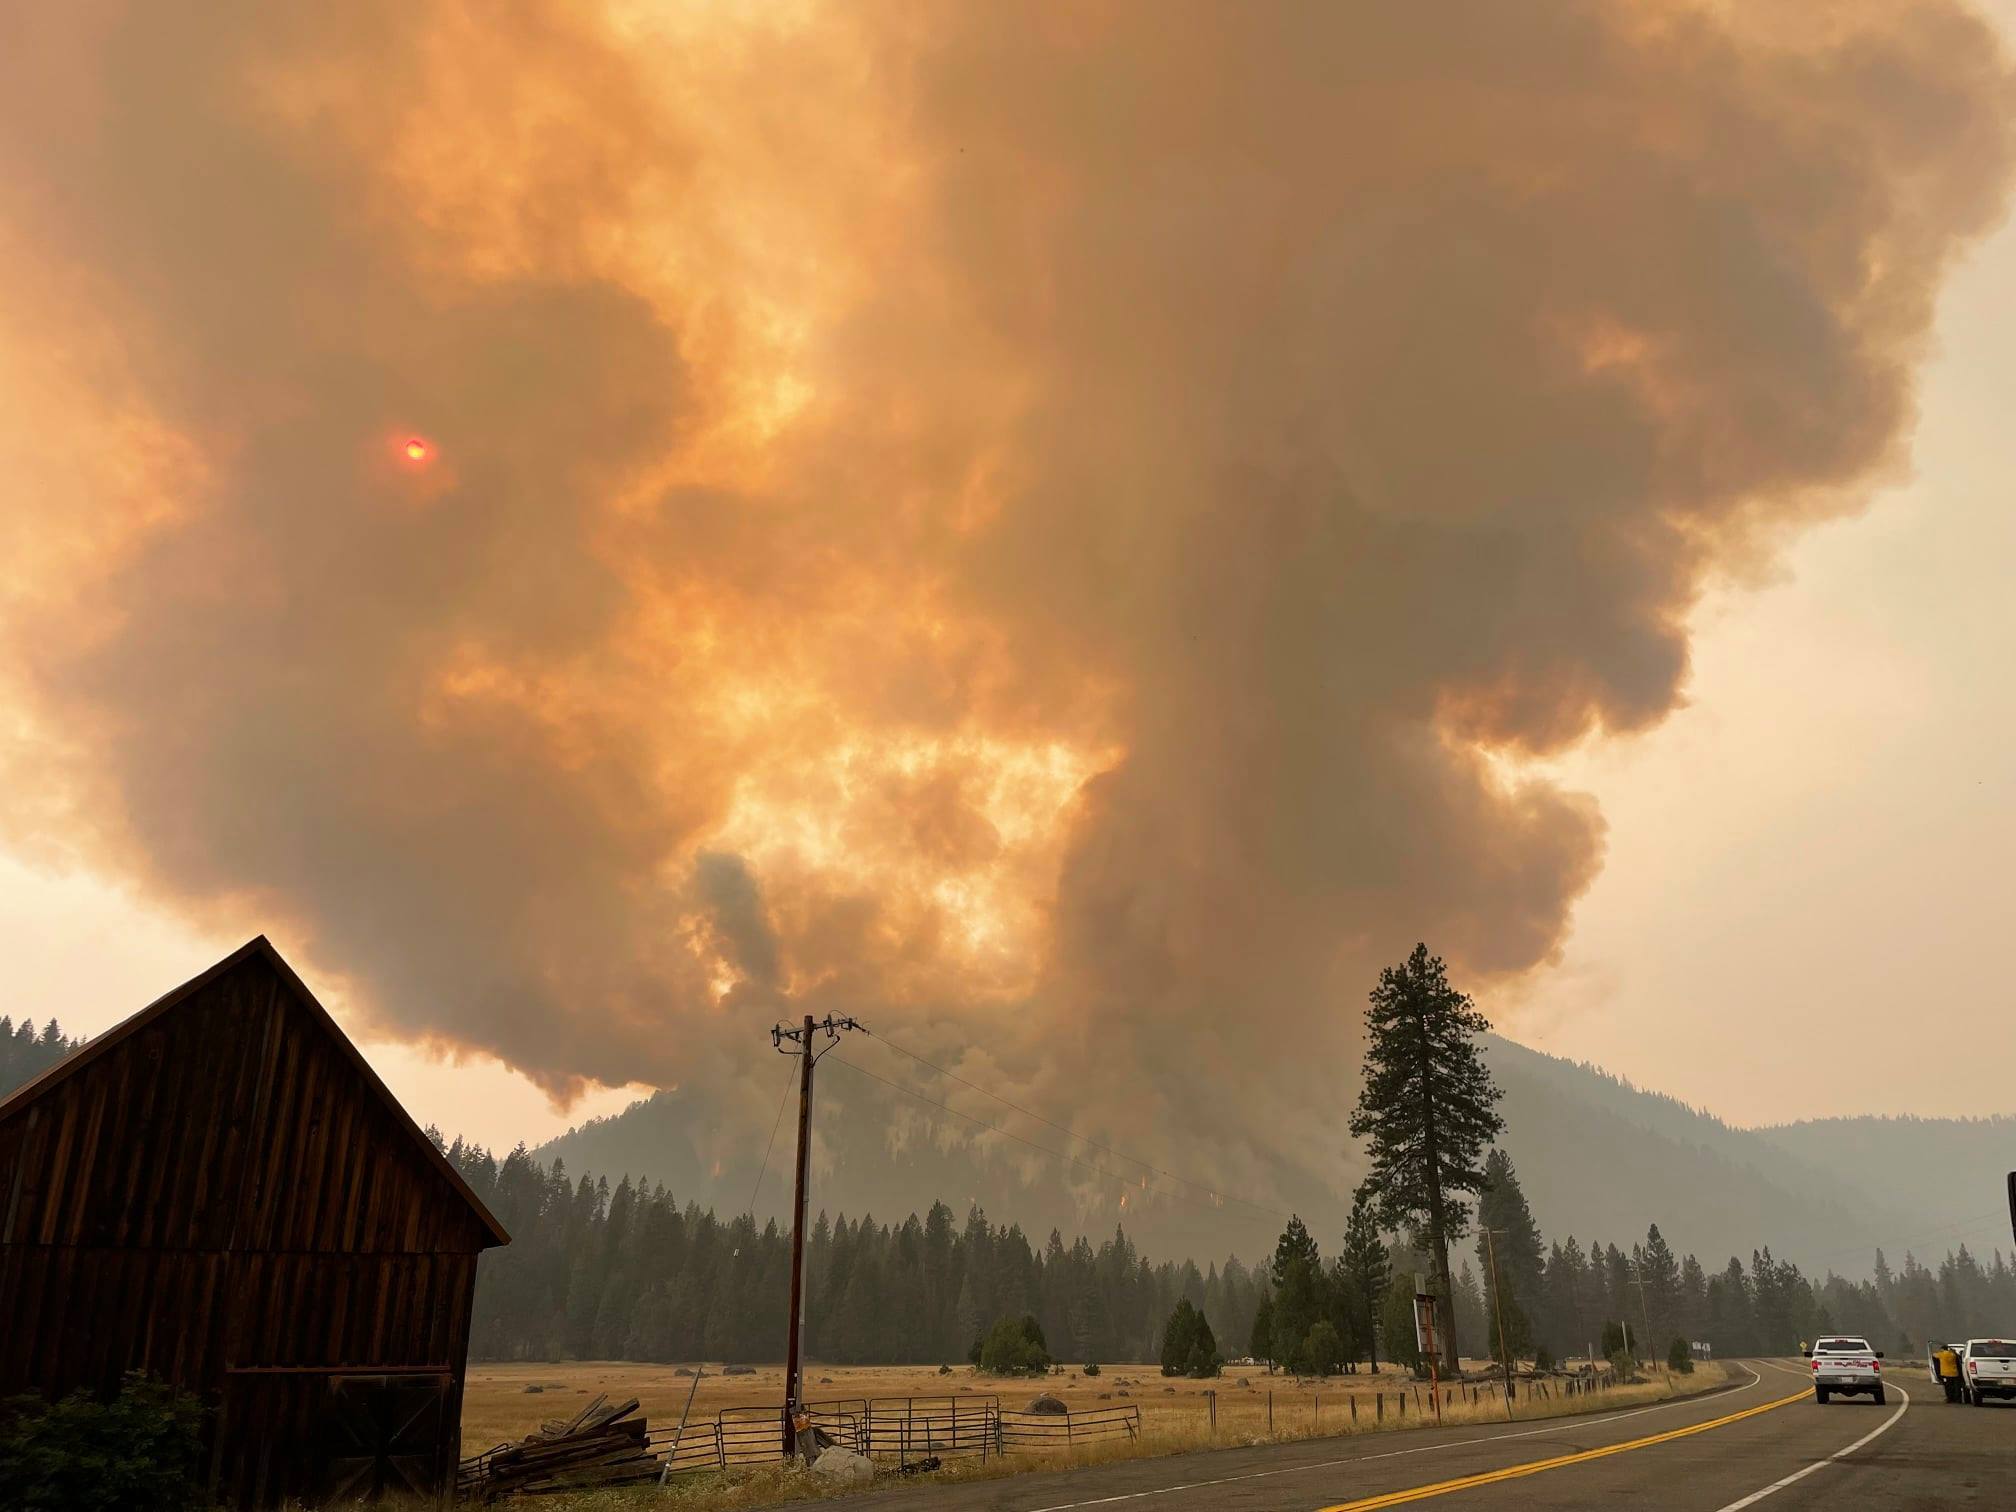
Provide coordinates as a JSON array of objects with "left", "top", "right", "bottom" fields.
[
  {"left": 461, "top": 1362, "right": 1717, "bottom": 1467},
  {"left": 462, "top": 1356, "right": 1576, "bottom": 1450},
  {"left": 462, "top": 1356, "right": 1731, "bottom": 1503}
]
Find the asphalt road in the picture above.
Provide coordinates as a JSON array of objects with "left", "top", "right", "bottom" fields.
[{"left": 840, "top": 1359, "right": 2009, "bottom": 1511}]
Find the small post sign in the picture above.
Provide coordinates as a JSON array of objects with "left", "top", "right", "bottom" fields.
[{"left": 1411, "top": 1276, "right": 1444, "bottom": 1424}]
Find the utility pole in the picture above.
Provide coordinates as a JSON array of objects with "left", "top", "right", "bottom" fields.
[
  {"left": 772, "top": 1012, "right": 862, "bottom": 1460},
  {"left": 1629, "top": 1261, "right": 1656, "bottom": 1374},
  {"left": 1482, "top": 1228, "right": 1514, "bottom": 1419}
]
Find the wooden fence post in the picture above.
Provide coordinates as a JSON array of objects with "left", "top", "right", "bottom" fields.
[
  {"left": 1350, "top": 1394, "right": 1358, "bottom": 1426},
  {"left": 1267, "top": 1392, "right": 1274, "bottom": 1434},
  {"left": 1376, "top": 1393, "right": 1384, "bottom": 1423}
]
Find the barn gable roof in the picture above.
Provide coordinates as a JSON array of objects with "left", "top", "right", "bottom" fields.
[{"left": 0, "top": 935, "right": 509, "bottom": 1248}]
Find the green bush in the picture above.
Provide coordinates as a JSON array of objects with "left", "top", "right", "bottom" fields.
[
  {"left": 1667, "top": 1337, "right": 1695, "bottom": 1374},
  {"left": 1607, "top": 1347, "right": 1640, "bottom": 1384},
  {"left": 978, "top": 1315, "right": 1052, "bottom": 1376},
  {"left": 1159, "top": 1299, "right": 1222, "bottom": 1378},
  {"left": 0, "top": 1373, "right": 208, "bottom": 1512},
  {"left": 1082, "top": 1362, "right": 1101, "bottom": 1377},
  {"left": 1533, "top": 1345, "right": 1555, "bottom": 1372},
  {"left": 1300, "top": 1320, "right": 1344, "bottom": 1378},
  {"left": 1600, "top": 1321, "right": 1627, "bottom": 1360}
]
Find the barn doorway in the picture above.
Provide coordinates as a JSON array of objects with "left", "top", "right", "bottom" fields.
[{"left": 317, "top": 1371, "right": 454, "bottom": 1502}]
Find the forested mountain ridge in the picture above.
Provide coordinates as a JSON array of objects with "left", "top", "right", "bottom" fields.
[
  {"left": 1484, "top": 1037, "right": 1893, "bottom": 1273},
  {"left": 533, "top": 1035, "right": 1986, "bottom": 1279},
  {"left": 441, "top": 1132, "right": 2016, "bottom": 1368},
  {"left": 1751, "top": 1115, "right": 2016, "bottom": 1255}
]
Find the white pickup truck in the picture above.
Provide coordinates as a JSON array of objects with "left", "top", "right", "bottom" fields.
[
  {"left": 1807, "top": 1335, "right": 1885, "bottom": 1405},
  {"left": 1959, "top": 1339, "right": 2016, "bottom": 1405}
]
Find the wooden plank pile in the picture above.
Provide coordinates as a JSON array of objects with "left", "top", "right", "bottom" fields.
[{"left": 460, "top": 1393, "right": 659, "bottom": 1500}]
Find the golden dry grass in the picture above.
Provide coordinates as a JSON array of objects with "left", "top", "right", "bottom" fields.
[
  {"left": 462, "top": 1358, "right": 1737, "bottom": 1511},
  {"left": 462, "top": 1357, "right": 1557, "bottom": 1449}
]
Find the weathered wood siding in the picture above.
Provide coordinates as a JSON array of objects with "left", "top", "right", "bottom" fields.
[
  {"left": 0, "top": 940, "right": 504, "bottom": 1507},
  {"left": 0, "top": 952, "right": 491, "bottom": 1263}
]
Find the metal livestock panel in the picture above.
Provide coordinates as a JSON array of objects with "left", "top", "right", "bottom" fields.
[
  {"left": 860, "top": 1395, "right": 1001, "bottom": 1460},
  {"left": 998, "top": 1404, "right": 1142, "bottom": 1450}
]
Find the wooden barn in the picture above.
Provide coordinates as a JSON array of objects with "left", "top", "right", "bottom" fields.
[{"left": 0, "top": 936, "right": 508, "bottom": 1507}]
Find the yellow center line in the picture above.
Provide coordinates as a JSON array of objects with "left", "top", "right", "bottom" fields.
[{"left": 1313, "top": 1387, "right": 1811, "bottom": 1511}]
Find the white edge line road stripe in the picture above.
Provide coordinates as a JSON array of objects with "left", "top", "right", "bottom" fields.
[
  {"left": 1710, "top": 1382, "right": 1911, "bottom": 1512},
  {"left": 1021, "top": 1364, "right": 1769, "bottom": 1512}
]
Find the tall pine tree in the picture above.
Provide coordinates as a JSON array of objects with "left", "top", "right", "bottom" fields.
[
  {"left": 1349, "top": 944, "right": 1504, "bottom": 1373},
  {"left": 1475, "top": 1149, "right": 1544, "bottom": 1367},
  {"left": 1340, "top": 1184, "right": 1391, "bottom": 1372},
  {"left": 1269, "top": 1216, "right": 1324, "bottom": 1373}
]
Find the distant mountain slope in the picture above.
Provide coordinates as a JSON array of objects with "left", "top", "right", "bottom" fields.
[
  {"left": 525, "top": 1037, "right": 2007, "bottom": 1279},
  {"left": 1750, "top": 1115, "right": 2016, "bottom": 1262},
  {"left": 1485, "top": 1037, "right": 1893, "bottom": 1270}
]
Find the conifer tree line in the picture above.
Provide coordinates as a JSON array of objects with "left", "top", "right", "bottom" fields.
[
  {"left": 0, "top": 1017, "right": 84, "bottom": 1099},
  {"left": 438, "top": 1134, "right": 1271, "bottom": 1365},
  {"left": 436, "top": 1120, "right": 2016, "bottom": 1370},
  {"left": 1241, "top": 1148, "right": 2016, "bottom": 1372}
]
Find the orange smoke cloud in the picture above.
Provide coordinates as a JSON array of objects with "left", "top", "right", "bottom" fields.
[{"left": 0, "top": 0, "right": 2008, "bottom": 1229}]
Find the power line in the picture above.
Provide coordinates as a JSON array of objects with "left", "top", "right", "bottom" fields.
[
  {"left": 858, "top": 1026, "right": 1290, "bottom": 1224},
  {"left": 825, "top": 1051, "right": 1295, "bottom": 1227},
  {"left": 744, "top": 1058, "right": 797, "bottom": 1217}
]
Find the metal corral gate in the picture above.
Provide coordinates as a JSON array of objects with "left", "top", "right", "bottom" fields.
[
  {"left": 646, "top": 1395, "right": 1141, "bottom": 1476},
  {"left": 997, "top": 1404, "right": 1142, "bottom": 1452}
]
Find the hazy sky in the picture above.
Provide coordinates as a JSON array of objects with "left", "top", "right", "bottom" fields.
[
  {"left": 1, "top": 1, "right": 2012, "bottom": 1167},
  {"left": 1524, "top": 218, "right": 2016, "bottom": 1125}
]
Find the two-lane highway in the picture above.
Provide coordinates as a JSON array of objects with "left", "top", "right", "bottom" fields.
[{"left": 840, "top": 1360, "right": 2009, "bottom": 1510}]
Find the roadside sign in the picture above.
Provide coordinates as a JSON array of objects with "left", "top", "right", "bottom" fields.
[{"left": 1413, "top": 1289, "right": 1437, "bottom": 1356}]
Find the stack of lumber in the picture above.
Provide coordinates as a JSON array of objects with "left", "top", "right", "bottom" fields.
[{"left": 461, "top": 1393, "right": 659, "bottom": 1500}]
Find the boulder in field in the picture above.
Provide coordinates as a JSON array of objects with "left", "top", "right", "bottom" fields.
[
  {"left": 812, "top": 1446, "right": 874, "bottom": 1484},
  {"left": 1024, "top": 1392, "right": 1070, "bottom": 1415}
]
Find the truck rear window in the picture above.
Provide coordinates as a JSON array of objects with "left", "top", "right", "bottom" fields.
[
  {"left": 1971, "top": 1342, "right": 2016, "bottom": 1359},
  {"left": 1815, "top": 1339, "right": 1869, "bottom": 1353}
]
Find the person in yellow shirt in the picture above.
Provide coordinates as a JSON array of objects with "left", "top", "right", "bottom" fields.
[{"left": 1932, "top": 1343, "right": 1963, "bottom": 1403}]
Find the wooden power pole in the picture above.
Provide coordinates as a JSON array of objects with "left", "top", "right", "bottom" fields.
[
  {"left": 1482, "top": 1228, "right": 1514, "bottom": 1419},
  {"left": 772, "top": 1013, "right": 861, "bottom": 1459}
]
